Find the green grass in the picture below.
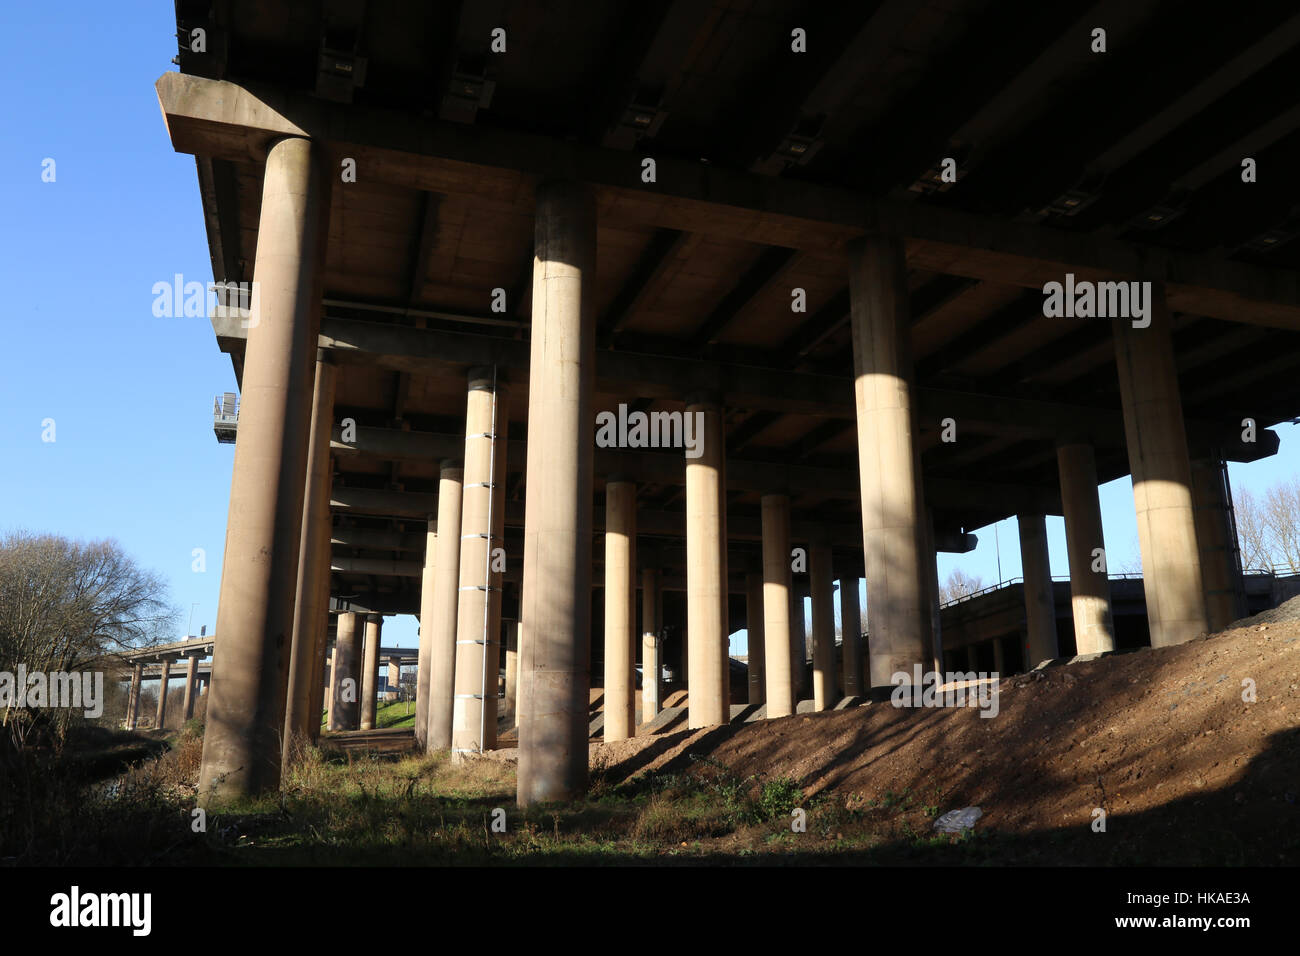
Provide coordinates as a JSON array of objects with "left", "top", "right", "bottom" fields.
[{"left": 317, "top": 699, "right": 416, "bottom": 730}]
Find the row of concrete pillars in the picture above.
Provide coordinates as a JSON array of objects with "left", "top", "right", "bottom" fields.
[
  {"left": 196, "top": 135, "right": 1237, "bottom": 809},
  {"left": 123, "top": 653, "right": 206, "bottom": 731}
]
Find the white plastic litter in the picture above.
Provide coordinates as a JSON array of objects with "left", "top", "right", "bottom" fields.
[{"left": 933, "top": 806, "right": 982, "bottom": 833}]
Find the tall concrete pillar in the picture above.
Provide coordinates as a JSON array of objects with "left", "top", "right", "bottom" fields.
[
  {"left": 307, "top": 597, "right": 331, "bottom": 743},
  {"left": 182, "top": 653, "right": 200, "bottom": 721},
  {"left": 155, "top": 658, "right": 173, "bottom": 729},
  {"left": 452, "top": 372, "right": 510, "bottom": 760},
  {"left": 329, "top": 611, "right": 361, "bottom": 731},
  {"left": 1190, "top": 457, "right": 1245, "bottom": 632},
  {"left": 360, "top": 614, "right": 382, "bottom": 730},
  {"left": 840, "top": 576, "right": 862, "bottom": 697},
  {"left": 199, "top": 135, "right": 327, "bottom": 804},
  {"left": 503, "top": 622, "right": 519, "bottom": 719},
  {"left": 603, "top": 480, "right": 637, "bottom": 741},
  {"left": 322, "top": 638, "right": 336, "bottom": 732},
  {"left": 519, "top": 181, "right": 597, "bottom": 806},
  {"left": 992, "top": 637, "right": 1005, "bottom": 674},
  {"left": 744, "top": 572, "right": 765, "bottom": 706},
  {"left": 1114, "top": 283, "right": 1209, "bottom": 646},
  {"left": 848, "top": 234, "right": 931, "bottom": 692},
  {"left": 1057, "top": 443, "right": 1116, "bottom": 655},
  {"left": 809, "top": 544, "right": 838, "bottom": 711},
  {"left": 685, "top": 398, "right": 728, "bottom": 730},
  {"left": 761, "top": 493, "right": 794, "bottom": 717},
  {"left": 923, "top": 511, "right": 943, "bottom": 675},
  {"left": 386, "top": 657, "right": 401, "bottom": 702},
  {"left": 126, "top": 662, "right": 142, "bottom": 730},
  {"left": 791, "top": 582, "right": 808, "bottom": 701},
  {"left": 426, "top": 462, "right": 463, "bottom": 751},
  {"left": 1018, "top": 512, "right": 1060, "bottom": 666},
  {"left": 641, "top": 568, "right": 662, "bottom": 720},
  {"left": 512, "top": 622, "right": 525, "bottom": 728},
  {"left": 284, "top": 354, "right": 336, "bottom": 752}
]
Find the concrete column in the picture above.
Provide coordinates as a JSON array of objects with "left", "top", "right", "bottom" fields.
[
  {"left": 761, "top": 493, "right": 794, "bottom": 717},
  {"left": 452, "top": 372, "right": 510, "bottom": 760},
  {"left": 307, "top": 578, "right": 331, "bottom": 743},
  {"left": 809, "top": 544, "right": 838, "bottom": 711},
  {"left": 848, "top": 234, "right": 932, "bottom": 692},
  {"left": 965, "top": 645, "right": 979, "bottom": 670},
  {"left": 322, "top": 639, "right": 336, "bottom": 732},
  {"left": 182, "top": 653, "right": 200, "bottom": 721},
  {"left": 992, "top": 637, "right": 1006, "bottom": 674},
  {"left": 126, "top": 662, "right": 142, "bottom": 730},
  {"left": 199, "top": 135, "right": 327, "bottom": 804},
  {"left": 685, "top": 398, "right": 728, "bottom": 730},
  {"left": 1114, "top": 283, "right": 1209, "bottom": 646},
  {"left": 791, "top": 582, "right": 808, "bottom": 701},
  {"left": 1018, "top": 512, "right": 1060, "bottom": 666},
  {"left": 603, "top": 480, "right": 637, "bottom": 740},
  {"left": 1190, "top": 457, "right": 1245, "bottom": 632},
  {"left": 923, "top": 511, "right": 943, "bottom": 675},
  {"left": 360, "top": 613, "right": 382, "bottom": 730},
  {"left": 503, "top": 623, "right": 518, "bottom": 719},
  {"left": 840, "top": 577, "right": 862, "bottom": 697},
  {"left": 386, "top": 657, "right": 401, "bottom": 701},
  {"left": 155, "top": 658, "right": 173, "bottom": 729},
  {"left": 329, "top": 611, "right": 361, "bottom": 731},
  {"left": 284, "top": 354, "right": 336, "bottom": 752},
  {"left": 744, "top": 572, "right": 765, "bottom": 706},
  {"left": 641, "top": 568, "right": 662, "bottom": 720},
  {"left": 426, "top": 462, "right": 463, "bottom": 750},
  {"left": 1057, "top": 443, "right": 1116, "bottom": 655},
  {"left": 519, "top": 181, "right": 596, "bottom": 806}
]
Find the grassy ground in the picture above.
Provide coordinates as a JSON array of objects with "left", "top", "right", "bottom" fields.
[
  {"left": 4, "top": 723, "right": 998, "bottom": 865},
  {"left": 318, "top": 700, "right": 416, "bottom": 730}
]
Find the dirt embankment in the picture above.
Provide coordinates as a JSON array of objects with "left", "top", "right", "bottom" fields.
[{"left": 589, "top": 618, "right": 1300, "bottom": 861}]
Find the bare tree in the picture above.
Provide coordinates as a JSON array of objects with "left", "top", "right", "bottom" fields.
[
  {"left": 0, "top": 530, "right": 176, "bottom": 752},
  {"left": 939, "top": 568, "right": 983, "bottom": 604},
  {"left": 1234, "top": 486, "right": 1270, "bottom": 571}
]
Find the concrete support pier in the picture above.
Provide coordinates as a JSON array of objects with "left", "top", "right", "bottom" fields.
[
  {"left": 182, "top": 652, "right": 200, "bottom": 722},
  {"left": 198, "top": 135, "right": 326, "bottom": 804},
  {"left": 840, "top": 576, "right": 862, "bottom": 697},
  {"left": 809, "top": 544, "right": 838, "bottom": 711},
  {"left": 1057, "top": 443, "right": 1116, "bottom": 655},
  {"left": 329, "top": 611, "right": 361, "bottom": 731},
  {"left": 285, "top": 354, "right": 336, "bottom": 751},
  {"left": 603, "top": 480, "right": 637, "bottom": 741},
  {"left": 518, "top": 181, "right": 597, "bottom": 806},
  {"left": 685, "top": 398, "right": 728, "bottom": 729},
  {"left": 848, "top": 234, "right": 931, "bottom": 690},
  {"left": 744, "top": 572, "right": 765, "bottom": 706},
  {"left": 1190, "top": 456, "right": 1245, "bottom": 631},
  {"left": 360, "top": 613, "right": 382, "bottom": 730},
  {"left": 386, "top": 657, "right": 401, "bottom": 701},
  {"left": 126, "top": 662, "right": 142, "bottom": 730},
  {"left": 760, "top": 493, "right": 794, "bottom": 717},
  {"left": 641, "top": 568, "right": 662, "bottom": 720},
  {"left": 426, "top": 462, "right": 463, "bottom": 750},
  {"left": 155, "top": 657, "right": 173, "bottom": 729},
  {"left": 452, "top": 372, "right": 510, "bottom": 760},
  {"left": 1018, "top": 512, "right": 1060, "bottom": 666},
  {"left": 1114, "top": 286, "right": 1209, "bottom": 646}
]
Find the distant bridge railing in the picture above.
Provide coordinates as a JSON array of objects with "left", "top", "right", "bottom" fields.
[{"left": 938, "top": 572, "right": 1145, "bottom": 610}]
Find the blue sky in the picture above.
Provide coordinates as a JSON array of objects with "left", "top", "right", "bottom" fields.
[{"left": 2, "top": 4, "right": 1297, "bottom": 659}]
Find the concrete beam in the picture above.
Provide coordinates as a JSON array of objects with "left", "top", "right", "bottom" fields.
[{"left": 161, "top": 73, "right": 1300, "bottom": 329}]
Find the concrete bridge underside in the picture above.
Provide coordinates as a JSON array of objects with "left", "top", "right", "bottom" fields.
[{"left": 163, "top": 1, "right": 1300, "bottom": 806}]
